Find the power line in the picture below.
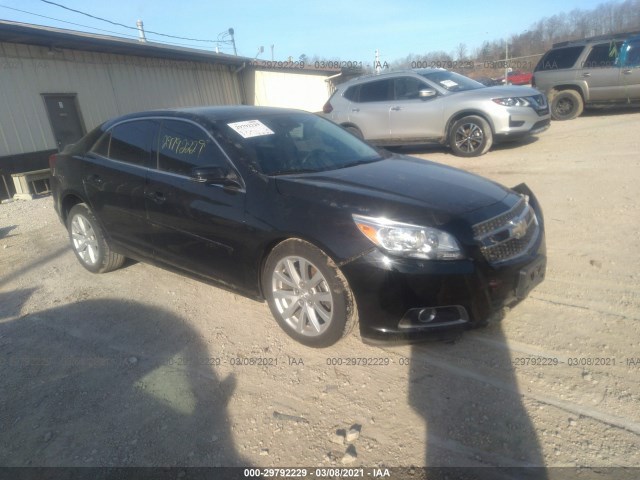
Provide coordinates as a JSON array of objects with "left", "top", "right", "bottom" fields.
[
  {"left": 39, "top": 0, "right": 229, "bottom": 44},
  {"left": 0, "top": 4, "right": 140, "bottom": 39},
  {"left": 0, "top": 4, "right": 234, "bottom": 52}
]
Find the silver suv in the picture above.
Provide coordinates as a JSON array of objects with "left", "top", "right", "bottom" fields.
[
  {"left": 532, "top": 32, "right": 640, "bottom": 120},
  {"left": 322, "top": 69, "right": 550, "bottom": 157}
]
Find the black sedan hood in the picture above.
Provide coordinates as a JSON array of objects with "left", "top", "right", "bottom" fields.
[{"left": 275, "top": 155, "right": 510, "bottom": 217}]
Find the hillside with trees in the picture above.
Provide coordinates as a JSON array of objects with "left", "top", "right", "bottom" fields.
[{"left": 391, "top": 0, "right": 640, "bottom": 76}]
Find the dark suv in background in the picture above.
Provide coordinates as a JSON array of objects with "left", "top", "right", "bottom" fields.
[{"left": 533, "top": 31, "right": 640, "bottom": 120}]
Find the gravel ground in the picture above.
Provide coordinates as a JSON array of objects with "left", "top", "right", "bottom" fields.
[{"left": 1, "top": 109, "right": 639, "bottom": 472}]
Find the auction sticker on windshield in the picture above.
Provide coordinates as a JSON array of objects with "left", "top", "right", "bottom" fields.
[
  {"left": 440, "top": 79, "right": 458, "bottom": 88},
  {"left": 227, "top": 120, "right": 275, "bottom": 138}
]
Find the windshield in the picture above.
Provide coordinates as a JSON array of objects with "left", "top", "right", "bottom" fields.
[
  {"left": 418, "top": 70, "right": 485, "bottom": 92},
  {"left": 217, "top": 112, "right": 384, "bottom": 175}
]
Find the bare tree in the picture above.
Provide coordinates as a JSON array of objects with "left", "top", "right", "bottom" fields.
[{"left": 456, "top": 42, "right": 468, "bottom": 61}]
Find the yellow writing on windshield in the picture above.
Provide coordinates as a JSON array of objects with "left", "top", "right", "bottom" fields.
[{"left": 161, "top": 135, "right": 206, "bottom": 157}]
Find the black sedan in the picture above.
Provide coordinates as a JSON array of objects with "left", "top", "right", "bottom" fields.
[{"left": 50, "top": 106, "right": 546, "bottom": 347}]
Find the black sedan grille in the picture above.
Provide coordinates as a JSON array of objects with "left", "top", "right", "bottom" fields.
[
  {"left": 473, "top": 199, "right": 527, "bottom": 237},
  {"left": 473, "top": 197, "right": 540, "bottom": 264}
]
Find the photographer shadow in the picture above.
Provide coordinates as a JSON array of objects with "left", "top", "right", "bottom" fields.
[
  {"left": 408, "top": 321, "right": 548, "bottom": 479},
  {"left": 0, "top": 297, "right": 246, "bottom": 469}
]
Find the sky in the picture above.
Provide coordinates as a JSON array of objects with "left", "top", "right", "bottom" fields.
[{"left": 0, "top": 0, "right": 610, "bottom": 64}]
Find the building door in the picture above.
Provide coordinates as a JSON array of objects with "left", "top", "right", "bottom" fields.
[{"left": 42, "top": 94, "right": 85, "bottom": 151}]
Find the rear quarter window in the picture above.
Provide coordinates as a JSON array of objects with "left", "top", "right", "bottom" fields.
[
  {"left": 535, "top": 46, "right": 584, "bottom": 71},
  {"left": 343, "top": 85, "right": 359, "bottom": 101},
  {"left": 91, "top": 132, "right": 110, "bottom": 157}
]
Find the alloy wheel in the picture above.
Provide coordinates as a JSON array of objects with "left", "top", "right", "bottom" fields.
[
  {"left": 455, "top": 122, "right": 484, "bottom": 154},
  {"left": 271, "top": 256, "right": 333, "bottom": 337},
  {"left": 71, "top": 214, "right": 99, "bottom": 266}
]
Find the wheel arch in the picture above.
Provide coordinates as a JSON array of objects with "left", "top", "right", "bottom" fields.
[
  {"left": 60, "top": 191, "right": 88, "bottom": 223},
  {"left": 549, "top": 84, "right": 586, "bottom": 102},
  {"left": 255, "top": 234, "right": 346, "bottom": 299}
]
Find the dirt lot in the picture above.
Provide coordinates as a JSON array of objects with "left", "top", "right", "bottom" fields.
[{"left": 1, "top": 109, "right": 639, "bottom": 472}]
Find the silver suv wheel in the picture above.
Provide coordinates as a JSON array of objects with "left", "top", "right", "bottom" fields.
[{"left": 448, "top": 115, "right": 493, "bottom": 157}]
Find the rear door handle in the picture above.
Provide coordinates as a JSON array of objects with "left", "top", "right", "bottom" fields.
[
  {"left": 623, "top": 69, "right": 633, "bottom": 74},
  {"left": 145, "top": 191, "right": 166, "bottom": 204},
  {"left": 581, "top": 72, "right": 591, "bottom": 77},
  {"left": 391, "top": 106, "right": 401, "bottom": 111},
  {"left": 351, "top": 108, "right": 360, "bottom": 112}
]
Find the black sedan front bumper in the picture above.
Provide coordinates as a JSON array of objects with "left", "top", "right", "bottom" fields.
[{"left": 340, "top": 234, "right": 546, "bottom": 341}]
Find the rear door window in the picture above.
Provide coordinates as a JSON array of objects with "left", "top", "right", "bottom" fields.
[
  {"left": 109, "top": 120, "right": 158, "bottom": 167},
  {"left": 583, "top": 42, "right": 623, "bottom": 68},
  {"left": 357, "top": 79, "right": 393, "bottom": 102}
]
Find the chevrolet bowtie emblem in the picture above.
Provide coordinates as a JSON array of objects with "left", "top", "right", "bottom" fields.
[{"left": 508, "top": 218, "right": 528, "bottom": 240}]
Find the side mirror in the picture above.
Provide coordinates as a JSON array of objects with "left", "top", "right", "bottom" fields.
[
  {"left": 418, "top": 88, "right": 437, "bottom": 99},
  {"left": 191, "top": 166, "right": 242, "bottom": 188}
]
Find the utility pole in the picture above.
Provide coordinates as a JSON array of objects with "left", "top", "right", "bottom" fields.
[
  {"left": 375, "top": 49, "right": 380, "bottom": 74},
  {"left": 271, "top": 44, "right": 274, "bottom": 61},
  {"left": 136, "top": 20, "right": 146, "bottom": 43},
  {"left": 229, "top": 28, "right": 237, "bottom": 56},
  {"left": 505, "top": 40, "right": 509, "bottom": 85}
]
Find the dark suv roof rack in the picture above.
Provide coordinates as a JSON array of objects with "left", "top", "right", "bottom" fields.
[{"left": 552, "top": 30, "right": 640, "bottom": 48}]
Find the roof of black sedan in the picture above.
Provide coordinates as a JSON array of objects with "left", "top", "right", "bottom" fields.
[{"left": 106, "top": 105, "right": 308, "bottom": 127}]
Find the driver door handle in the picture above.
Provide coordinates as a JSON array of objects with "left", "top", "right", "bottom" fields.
[
  {"left": 623, "top": 69, "right": 633, "bottom": 74},
  {"left": 351, "top": 108, "right": 360, "bottom": 112},
  {"left": 581, "top": 72, "right": 591, "bottom": 77},
  {"left": 391, "top": 106, "right": 401, "bottom": 111}
]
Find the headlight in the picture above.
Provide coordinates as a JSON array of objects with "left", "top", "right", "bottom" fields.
[
  {"left": 492, "top": 97, "right": 531, "bottom": 107},
  {"left": 352, "top": 214, "right": 463, "bottom": 260}
]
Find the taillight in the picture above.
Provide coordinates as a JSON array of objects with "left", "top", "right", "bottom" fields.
[
  {"left": 322, "top": 101, "right": 333, "bottom": 114},
  {"left": 48, "top": 154, "right": 57, "bottom": 171}
]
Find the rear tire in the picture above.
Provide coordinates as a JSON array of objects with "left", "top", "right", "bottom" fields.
[
  {"left": 448, "top": 115, "right": 493, "bottom": 157},
  {"left": 66, "top": 203, "right": 125, "bottom": 273},
  {"left": 262, "top": 239, "right": 357, "bottom": 347},
  {"left": 549, "top": 89, "right": 584, "bottom": 120}
]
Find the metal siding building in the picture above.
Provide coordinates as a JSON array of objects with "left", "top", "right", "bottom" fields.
[{"left": 0, "top": 21, "right": 248, "bottom": 199}]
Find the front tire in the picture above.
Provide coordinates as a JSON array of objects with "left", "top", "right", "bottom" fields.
[
  {"left": 262, "top": 239, "right": 357, "bottom": 347},
  {"left": 448, "top": 115, "right": 493, "bottom": 157},
  {"left": 66, "top": 203, "right": 125, "bottom": 273},
  {"left": 549, "top": 89, "right": 584, "bottom": 120}
]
